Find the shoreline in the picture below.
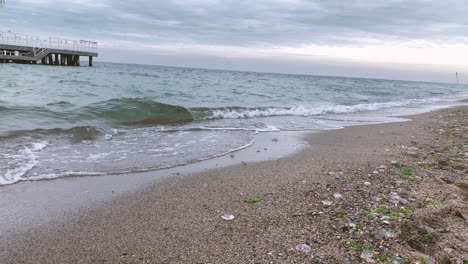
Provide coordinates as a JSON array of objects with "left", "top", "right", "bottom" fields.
[
  {"left": 0, "top": 99, "right": 464, "bottom": 236},
  {"left": 1, "top": 105, "right": 467, "bottom": 263}
]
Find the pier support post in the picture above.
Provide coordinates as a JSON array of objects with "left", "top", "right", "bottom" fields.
[
  {"left": 54, "top": 54, "right": 59, "bottom": 65},
  {"left": 48, "top": 54, "right": 53, "bottom": 65},
  {"left": 89, "top": 56, "right": 93, "bottom": 67},
  {"left": 60, "top": 54, "right": 65, "bottom": 65}
]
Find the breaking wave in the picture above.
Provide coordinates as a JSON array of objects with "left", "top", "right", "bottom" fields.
[{"left": 191, "top": 97, "right": 443, "bottom": 120}]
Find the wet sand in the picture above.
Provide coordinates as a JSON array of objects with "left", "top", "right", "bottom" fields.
[{"left": 1, "top": 106, "right": 467, "bottom": 263}]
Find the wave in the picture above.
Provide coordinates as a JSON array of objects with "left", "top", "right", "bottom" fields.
[
  {"left": 78, "top": 98, "right": 193, "bottom": 125},
  {"left": 190, "top": 97, "right": 443, "bottom": 120},
  {"left": 0, "top": 97, "right": 448, "bottom": 138},
  {"left": 0, "top": 98, "right": 194, "bottom": 128}
]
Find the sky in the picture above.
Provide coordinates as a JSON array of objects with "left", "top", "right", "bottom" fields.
[{"left": 2, "top": 0, "right": 468, "bottom": 83}]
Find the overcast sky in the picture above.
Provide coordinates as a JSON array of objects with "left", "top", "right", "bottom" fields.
[{"left": 2, "top": 0, "right": 468, "bottom": 83}]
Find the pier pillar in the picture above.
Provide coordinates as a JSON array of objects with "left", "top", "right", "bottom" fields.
[
  {"left": 76, "top": 56, "right": 80, "bottom": 66},
  {"left": 89, "top": 56, "right": 93, "bottom": 67},
  {"left": 60, "top": 54, "right": 65, "bottom": 65},
  {"left": 54, "top": 54, "right": 59, "bottom": 65},
  {"left": 48, "top": 54, "right": 53, "bottom": 65}
]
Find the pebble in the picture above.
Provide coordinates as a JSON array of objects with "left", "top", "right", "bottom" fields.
[
  {"left": 378, "top": 165, "right": 387, "bottom": 169},
  {"left": 382, "top": 220, "right": 391, "bottom": 225},
  {"left": 391, "top": 160, "right": 397, "bottom": 164},
  {"left": 221, "top": 214, "right": 235, "bottom": 221},
  {"left": 443, "top": 248, "right": 455, "bottom": 254},
  {"left": 364, "top": 182, "right": 371, "bottom": 186},
  {"left": 378, "top": 229, "right": 396, "bottom": 239},
  {"left": 372, "top": 171, "right": 379, "bottom": 174},
  {"left": 360, "top": 251, "right": 374, "bottom": 262},
  {"left": 272, "top": 138, "right": 278, "bottom": 142},
  {"left": 388, "top": 192, "right": 406, "bottom": 205},
  {"left": 333, "top": 193, "right": 343, "bottom": 200},
  {"left": 295, "top": 243, "right": 312, "bottom": 253},
  {"left": 322, "top": 200, "right": 333, "bottom": 207}
]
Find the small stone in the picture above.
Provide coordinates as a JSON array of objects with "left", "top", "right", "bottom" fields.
[
  {"left": 391, "top": 160, "right": 397, "bottom": 164},
  {"left": 391, "top": 256, "right": 406, "bottom": 264},
  {"left": 272, "top": 138, "right": 278, "bottom": 142},
  {"left": 221, "top": 214, "right": 235, "bottom": 220},
  {"left": 333, "top": 193, "right": 343, "bottom": 200},
  {"left": 295, "top": 243, "right": 312, "bottom": 253},
  {"left": 322, "top": 200, "right": 333, "bottom": 207},
  {"left": 407, "top": 146, "right": 419, "bottom": 151},
  {"left": 378, "top": 229, "right": 396, "bottom": 239},
  {"left": 364, "top": 182, "right": 371, "bottom": 186},
  {"left": 372, "top": 171, "right": 379, "bottom": 174},
  {"left": 360, "top": 251, "right": 374, "bottom": 263},
  {"left": 327, "top": 171, "right": 336, "bottom": 175},
  {"left": 230, "top": 154, "right": 235, "bottom": 158},
  {"left": 348, "top": 223, "right": 356, "bottom": 228},
  {"left": 378, "top": 165, "right": 387, "bottom": 169},
  {"left": 443, "top": 248, "right": 455, "bottom": 254},
  {"left": 382, "top": 220, "right": 391, "bottom": 225}
]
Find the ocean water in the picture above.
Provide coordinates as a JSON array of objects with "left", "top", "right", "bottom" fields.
[{"left": 0, "top": 62, "right": 466, "bottom": 185}]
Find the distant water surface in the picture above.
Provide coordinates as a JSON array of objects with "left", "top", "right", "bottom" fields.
[{"left": 0, "top": 62, "right": 466, "bottom": 185}]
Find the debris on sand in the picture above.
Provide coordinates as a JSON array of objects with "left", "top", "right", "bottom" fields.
[
  {"left": 221, "top": 214, "right": 235, "bottom": 220},
  {"left": 295, "top": 243, "right": 312, "bottom": 253}
]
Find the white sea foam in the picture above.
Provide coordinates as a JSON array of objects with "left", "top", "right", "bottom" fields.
[
  {"left": 0, "top": 141, "right": 49, "bottom": 185},
  {"left": 32, "top": 141, "right": 49, "bottom": 151},
  {"left": 205, "top": 98, "right": 443, "bottom": 120}
]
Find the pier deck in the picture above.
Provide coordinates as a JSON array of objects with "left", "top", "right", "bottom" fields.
[{"left": 0, "top": 32, "right": 98, "bottom": 66}]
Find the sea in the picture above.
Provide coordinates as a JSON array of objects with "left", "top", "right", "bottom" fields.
[{"left": 1, "top": 62, "right": 467, "bottom": 185}]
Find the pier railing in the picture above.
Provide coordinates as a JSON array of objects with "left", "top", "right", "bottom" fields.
[{"left": 0, "top": 31, "right": 97, "bottom": 53}]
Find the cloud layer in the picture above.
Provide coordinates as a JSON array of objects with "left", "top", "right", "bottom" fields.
[
  {"left": 5, "top": 0, "right": 468, "bottom": 46},
  {"left": 2, "top": 0, "right": 468, "bottom": 81}
]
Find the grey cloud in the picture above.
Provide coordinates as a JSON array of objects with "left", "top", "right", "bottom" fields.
[{"left": 2, "top": 0, "right": 468, "bottom": 45}]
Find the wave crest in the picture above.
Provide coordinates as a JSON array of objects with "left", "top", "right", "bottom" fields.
[{"left": 192, "top": 98, "right": 442, "bottom": 120}]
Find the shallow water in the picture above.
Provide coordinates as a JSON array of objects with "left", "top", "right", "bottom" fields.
[{"left": 0, "top": 62, "right": 467, "bottom": 185}]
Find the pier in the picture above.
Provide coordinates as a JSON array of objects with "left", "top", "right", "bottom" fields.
[{"left": 0, "top": 32, "right": 98, "bottom": 66}]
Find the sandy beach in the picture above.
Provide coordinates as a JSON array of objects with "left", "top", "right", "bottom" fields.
[{"left": 1, "top": 105, "right": 467, "bottom": 263}]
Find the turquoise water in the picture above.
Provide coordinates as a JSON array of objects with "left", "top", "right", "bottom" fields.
[{"left": 0, "top": 62, "right": 466, "bottom": 185}]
